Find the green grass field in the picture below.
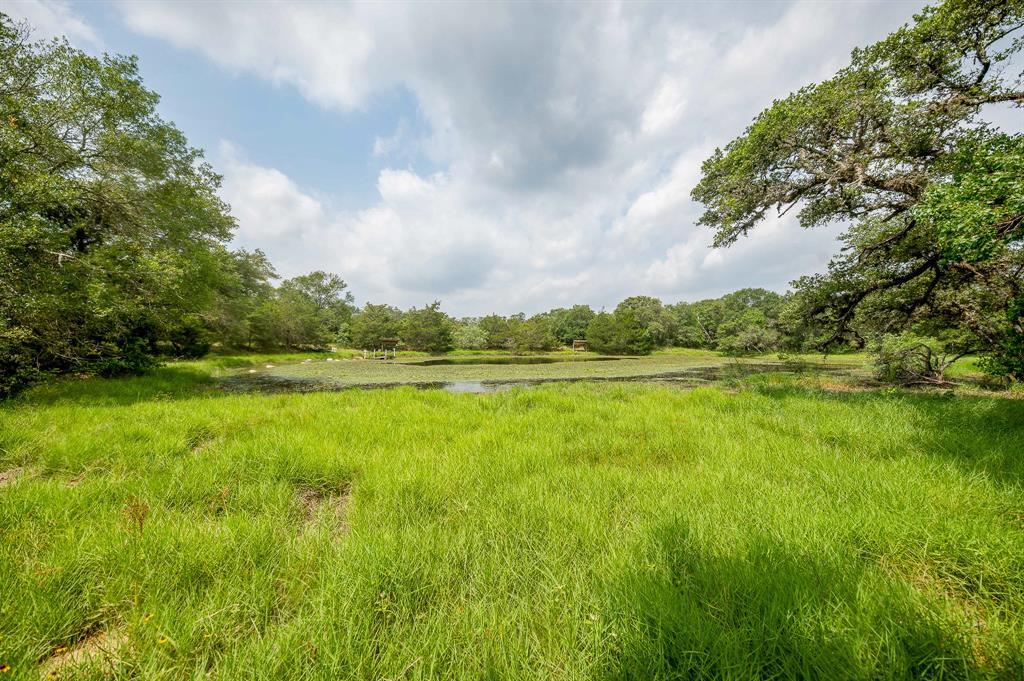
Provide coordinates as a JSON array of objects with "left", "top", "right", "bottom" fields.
[{"left": 1, "top": 356, "right": 1023, "bottom": 679}]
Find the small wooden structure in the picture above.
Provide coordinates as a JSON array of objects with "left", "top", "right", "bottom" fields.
[
  {"left": 572, "top": 339, "right": 588, "bottom": 352},
  {"left": 364, "top": 338, "right": 400, "bottom": 360}
]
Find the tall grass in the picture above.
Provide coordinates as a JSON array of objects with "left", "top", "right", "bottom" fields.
[{"left": 1, "top": 364, "right": 1022, "bottom": 679}]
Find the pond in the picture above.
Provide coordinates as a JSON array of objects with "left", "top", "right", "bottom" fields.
[
  {"left": 408, "top": 356, "right": 627, "bottom": 366},
  {"left": 219, "top": 361, "right": 855, "bottom": 395}
]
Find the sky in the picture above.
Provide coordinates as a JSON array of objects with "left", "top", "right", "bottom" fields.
[{"left": 5, "top": 0, "right": 932, "bottom": 316}]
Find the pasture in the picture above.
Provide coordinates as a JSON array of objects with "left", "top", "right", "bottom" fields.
[{"left": 1, "top": 355, "right": 1022, "bottom": 679}]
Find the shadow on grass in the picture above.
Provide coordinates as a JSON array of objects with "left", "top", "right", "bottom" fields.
[
  {"left": 602, "top": 520, "right": 1008, "bottom": 680},
  {"left": 6, "top": 365, "right": 220, "bottom": 408},
  {"left": 2, "top": 351, "right": 348, "bottom": 409},
  {"left": 747, "top": 384, "right": 1024, "bottom": 487}
]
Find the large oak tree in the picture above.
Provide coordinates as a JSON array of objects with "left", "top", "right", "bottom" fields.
[
  {"left": 1, "top": 16, "right": 237, "bottom": 394},
  {"left": 692, "top": 0, "right": 1024, "bottom": 379}
]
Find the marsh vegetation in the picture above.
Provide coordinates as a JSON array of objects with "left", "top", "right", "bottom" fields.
[{"left": 218, "top": 351, "right": 863, "bottom": 395}]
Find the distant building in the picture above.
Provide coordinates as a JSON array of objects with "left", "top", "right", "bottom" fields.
[{"left": 572, "top": 339, "right": 588, "bottom": 352}]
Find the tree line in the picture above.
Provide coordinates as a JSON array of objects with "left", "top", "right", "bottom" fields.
[
  {"left": 200, "top": 281, "right": 834, "bottom": 360},
  {"left": 334, "top": 288, "right": 804, "bottom": 356}
]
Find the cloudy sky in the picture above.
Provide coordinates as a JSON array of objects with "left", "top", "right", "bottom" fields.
[{"left": 8, "top": 0, "right": 928, "bottom": 315}]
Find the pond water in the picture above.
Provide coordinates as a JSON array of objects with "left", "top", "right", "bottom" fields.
[
  {"left": 409, "top": 356, "right": 626, "bottom": 366},
  {"left": 220, "top": 362, "right": 854, "bottom": 395}
]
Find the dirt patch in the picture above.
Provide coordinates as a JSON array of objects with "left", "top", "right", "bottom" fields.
[
  {"left": 814, "top": 379, "right": 874, "bottom": 393},
  {"left": 296, "top": 485, "right": 352, "bottom": 536},
  {"left": 186, "top": 426, "right": 217, "bottom": 453},
  {"left": 40, "top": 627, "right": 126, "bottom": 677},
  {"left": 880, "top": 556, "right": 980, "bottom": 612},
  {"left": 0, "top": 466, "right": 28, "bottom": 488}
]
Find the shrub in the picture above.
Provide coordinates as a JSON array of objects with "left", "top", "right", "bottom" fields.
[
  {"left": 870, "top": 333, "right": 966, "bottom": 385},
  {"left": 0, "top": 327, "right": 45, "bottom": 399},
  {"left": 454, "top": 323, "right": 488, "bottom": 350},
  {"left": 978, "top": 294, "right": 1024, "bottom": 381},
  {"left": 718, "top": 326, "right": 781, "bottom": 356},
  {"left": 166, "top": 317, "right": 212, "bottom": 359},
  {"left": 586, "top": 310, "right": 652, "bottom": 355},
  {"left": 511, "top": 315, "right": 557, "bottom": 352},
  {"left": 350, "top": 304, "right": 403, "bottom": 349},
  {"left": 400, "top": 302, "right": 453, "bottom": 352}
]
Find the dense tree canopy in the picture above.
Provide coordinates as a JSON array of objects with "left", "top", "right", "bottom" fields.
[
  {"left": 0, "top": 18, "right": 364, "bottom": 388},
  {"left": 547, "top": 305, "right": 595, "bottom": 345},
  {"left": 669, "top": 289, "right": 788, "bottom": 355},
  {"left": 510, "top": 315, "right": 558, "bottom": 352},
  {"left": 615, "top": 297, "right": 678, "bottom": 348},
  {"left": 350, "top": 304, "right": 403, "bottom": 350},
  {"left": 1, "top": 17, "right": 235, "bottom": 394},
  {"left": 280, "top": 271, "right": 355, "bottom": 339},
  {"left": 400, "top": 302, "right": 454, "bottom": 352},
  {"left": 453, "top": 322, "right": 488, "bottom": 350},
  {"left": 692, "top": 0, "right": 1024, "bottom": 379},
  {"left": 478, "top": 314, "right": 515, "bottom": 350},
  {"left": 586, "top": 309, "right": 653, "bottom": 355},
  {"left": 204, "top": 249, "right": 278, "bottom": 349}
]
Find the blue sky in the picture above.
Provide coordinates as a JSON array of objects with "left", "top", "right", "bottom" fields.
[
  {"left": 60, "top": 2, "right": 439, "bottom": 206},
  {"left": 7, "top": 0, "right": 933, "bottom": 315}
]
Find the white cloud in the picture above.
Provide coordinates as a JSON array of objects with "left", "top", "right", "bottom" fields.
[
  {"left": 118, "top": 2, "right": 376, "bottom": 109},
  {"left": 218, "top": 142, "right": 325, "bottom": 243},
  {"left": 114, "top": 0, "right": 928, "bottom": 314},
  {"left": 4, "top": 0, "right": 102, "bottom": 48},
  {"left": 641, "top": 78, "right": 688, "bottom": 136},
  {"left": 372, "top": 120, "right": 414, "bottom": 158}
]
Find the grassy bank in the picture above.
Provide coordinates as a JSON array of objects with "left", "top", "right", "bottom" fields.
[{"left": 1, "top": 361, "right": 1022, "bottom": 679}]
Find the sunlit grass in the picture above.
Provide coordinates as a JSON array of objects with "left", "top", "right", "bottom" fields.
[{"left": 1, "top": 360, "right": 1022, "bottom": 678}]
